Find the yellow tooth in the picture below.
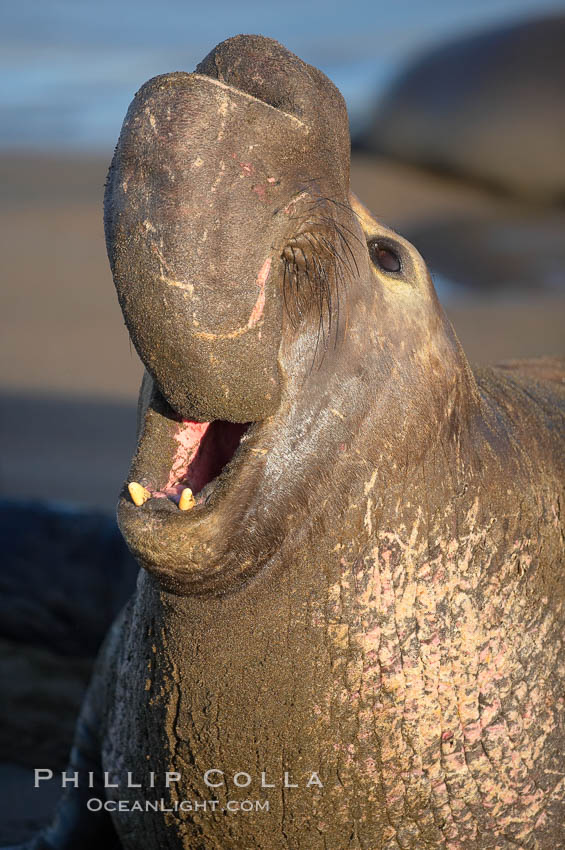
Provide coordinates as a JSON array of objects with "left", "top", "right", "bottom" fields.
[
  {"left": 178, "top": 487, "right": 196, "bottom": 511},
  {"left": 128, "top": 482, "right": 151, "bottom": 506}
]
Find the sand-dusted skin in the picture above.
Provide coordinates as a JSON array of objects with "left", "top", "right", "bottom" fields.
[{"left": 16, "top": 35, "right": 565, "bottom": 850}]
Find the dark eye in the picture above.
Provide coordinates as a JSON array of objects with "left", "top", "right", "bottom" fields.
[{"left": 368, "top": 240, "right": 402, "bottom": 274}]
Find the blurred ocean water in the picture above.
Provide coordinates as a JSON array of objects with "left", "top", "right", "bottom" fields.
[{"left": 3, "top": 0, "right": 564, "bottom": 152}]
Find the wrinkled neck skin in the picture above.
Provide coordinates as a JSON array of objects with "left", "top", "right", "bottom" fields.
[{"left": 118, "top": 238, "right": 564, "bottom": 848}]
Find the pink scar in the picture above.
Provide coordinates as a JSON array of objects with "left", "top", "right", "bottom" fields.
[{"left": 248, "top": 257, "right": 271, "bottom": 328}]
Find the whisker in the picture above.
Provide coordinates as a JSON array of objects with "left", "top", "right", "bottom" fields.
[
  {"left": 282, "top": 259, "right": 293, "bottom": 327},
  {"left": 280, "top": 190, "right": 361, "bottom": 365},
  {"left": 318, "top": 195, "right": 363, "bottom": 221}
]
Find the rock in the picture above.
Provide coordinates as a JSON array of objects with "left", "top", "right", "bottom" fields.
[
  {"left": 0, "top": 501, "right": 138, "bottom": 658},
  {"left": 0, "top": 763, "right": 62, "bottom": 845},
  {"left": 0, "top": 638, "right": 91, "bottom": 770},
  {"left": 359, "top": 13, "right": 565, "bottom": 202}
]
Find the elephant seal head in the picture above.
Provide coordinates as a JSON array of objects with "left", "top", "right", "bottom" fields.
[{"left": 105, "top": 35, "right": 476, "bottom": 595}]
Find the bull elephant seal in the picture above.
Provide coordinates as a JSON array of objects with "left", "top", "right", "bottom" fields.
[{"left": 16, "top": 34, "right": 565, "bottom": 850}]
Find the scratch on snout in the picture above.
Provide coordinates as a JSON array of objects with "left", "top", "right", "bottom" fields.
[
  {"left": 364, "top": 469, "right": 378, "bottom": 496},
  {"left": 150, "top": 237, "right": 194, "bottom": 293},
  {"left": 159, "top": 274, "right": 194, "bottom": 294},
  {"left": 253, "top": 177, "right": 279, "bottom": 201},
  {"left": 194, "top": 257, "right": 271, "bottom": 341},
  {"left": 364, "top": 497, "right": 374, "bottom": 536},
  {"left": 232, "top": 153, "right": 255, "bottom": 177},
  {"left": 145, "top": 106, "right": 158, "bottom": 134},
  {"left": 283, "top": 191, "right": 309, "bottom": 215},
  {"left": 210, "top": 161, "right": 226, "bottom": 194},
  {"left": 247, "top": 257, "right": 270, "bottom": 327}
]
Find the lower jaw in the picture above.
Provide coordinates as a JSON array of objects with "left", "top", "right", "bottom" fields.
[{"left": 117, "top": 495, "right": 274, "bottom": 596}]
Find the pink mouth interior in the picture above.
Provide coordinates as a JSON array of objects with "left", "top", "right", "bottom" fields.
[{"left": 152, "top": 419, "right": 250, "bottom": 503}]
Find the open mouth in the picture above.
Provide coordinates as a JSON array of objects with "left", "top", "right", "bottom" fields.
[
  {"left": 126, "top": 400, "right": 255, "bottom": 513},
  {"left": 116, "top": 383, "right": 277, "bottom": 594}
]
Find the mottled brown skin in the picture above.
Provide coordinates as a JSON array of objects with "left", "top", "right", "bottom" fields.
[{"left": 21, "top": 35, "right": 565, "bottom": 850}]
